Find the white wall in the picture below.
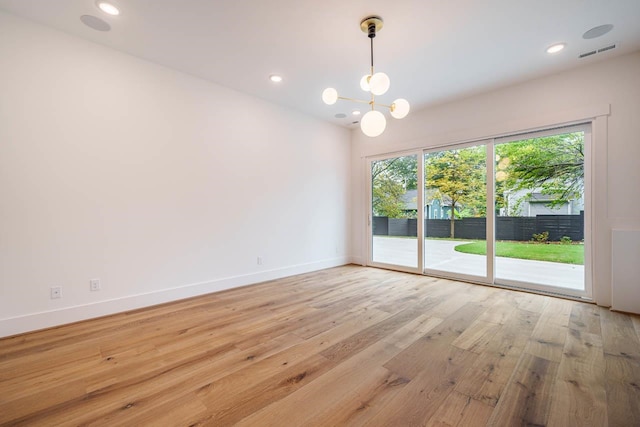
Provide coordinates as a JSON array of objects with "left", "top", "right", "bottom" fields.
[
  {"left": 351, "top": 51, "right": 640, "bottom": 308},
  {"left": 0, "top": 12, "right": 351, "bottom": 337}
]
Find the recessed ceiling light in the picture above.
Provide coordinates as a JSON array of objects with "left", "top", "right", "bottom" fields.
[
  {"left": 97, "top": 2, "right": 120, "bottom": 16},
  {"left": 269, "top": 74, "right": 283, "bottom": 83},
  {"left": 352, "top": 110, "right": 361, "bottom": 116},
  {"left": 546, "top": 43, "right": 566, "bottom": 54}
]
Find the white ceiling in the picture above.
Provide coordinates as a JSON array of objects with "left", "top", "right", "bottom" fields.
[{"left": 2, "top": 0, "right": 640, "bottom": 128}]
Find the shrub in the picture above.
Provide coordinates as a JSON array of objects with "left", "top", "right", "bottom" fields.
[
  {"left": 532, "top": 231, "right": 549, "bottom": 243},
  {"left": 560, "top": 236, "right": 572, "bottom": 245}
]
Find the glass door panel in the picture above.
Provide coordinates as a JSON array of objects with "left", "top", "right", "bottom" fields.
[
  {"left": 370, "top": 154, "right": 419, "bottom": 268},
  {"left": 424, "top": 145, "right": 487, "bottom": 278},
  {"left": 495, "top": 130, "right": 586, "bottom": 292}
]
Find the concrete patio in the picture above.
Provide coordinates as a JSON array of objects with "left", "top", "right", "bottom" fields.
[{"left": 371, "top": 237, "right": 585, "bottom": 291}]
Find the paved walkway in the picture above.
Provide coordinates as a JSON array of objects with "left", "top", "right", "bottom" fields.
[{"left": 372, "top": 237, "right": 584, "bottom": 291}]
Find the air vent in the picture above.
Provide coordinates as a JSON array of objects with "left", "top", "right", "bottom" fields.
[
  {"left": 579, "top": 50, "right": 597, "bottom": 59},
  {"left": 579, "top": 43, "right": 617, "bottom": 59},
  {"left": 598, "top": 44, "right": 616, "bottom": 53}
]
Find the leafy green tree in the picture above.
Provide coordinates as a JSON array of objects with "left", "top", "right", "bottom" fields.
[
  {"left": 371, "top": 156, "right": 417, "bottom": 189},
  {"left": 371, "top": 156, "right": 417, "bottom": 218},
  {"left": 372, "top": 176, "right": 405, "bottom": 218},
  {"left": 496, "top": 132, "right": 584, "bottom": 212},
  {"left": 425, "top": 147, "right": 486, "bottom": 237}
]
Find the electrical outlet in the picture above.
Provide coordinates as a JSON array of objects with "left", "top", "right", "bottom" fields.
[
  {"left": 50, "top": 286, "right": 62, "bottom": 299},
  {"left": 257, "top": 256, "right": 263, "bottom": 265},
  {"left": 90, "top": 278, "right": 101, "bottom": 292}
]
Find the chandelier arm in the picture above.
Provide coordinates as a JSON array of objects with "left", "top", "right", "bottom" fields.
[{"left": 337, "top": 96, "right": 371, "bottom": 104}]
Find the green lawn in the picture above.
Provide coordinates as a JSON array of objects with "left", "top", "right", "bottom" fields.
[{"left": 454, "top": 241, "right": 584, "bottom": 265}]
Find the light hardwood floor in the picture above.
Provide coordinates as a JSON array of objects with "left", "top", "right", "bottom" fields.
[{"left": 1, "top": 265, "right": 639, "bottom": 426}]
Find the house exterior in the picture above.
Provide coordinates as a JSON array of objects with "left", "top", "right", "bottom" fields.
[
  {"left": 400, "top": 189, "right": 452, "bottom": 219},
  {"left": 502, "top": 188, "right": 585, "bottom": 217}
]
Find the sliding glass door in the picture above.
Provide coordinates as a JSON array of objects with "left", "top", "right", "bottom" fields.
[
  {"left": 366, "top": 124, "right": 591, "bottom": 299},
  {"left": 494, "top": 127, "right": 589, "bottom": 295},
  {"left": 369, "top": 153, "right": 420, "bottom": 271},
  {"left": 423, "top": 144, "right": 488, "bottom": 281}
]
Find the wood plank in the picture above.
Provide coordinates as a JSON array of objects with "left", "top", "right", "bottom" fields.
[
  {"left": 514, "top": 292, "right": 548, "bottom": 313},
  {"left": 383, "top": 301, "right": 487, "bottom": 379},
  {"left": 600, "top": 308, "right": 640, "bottom": 426},
  {"left": 38, "top": 333, "right": 304, "bottom": 426},
  {"left": 476, "top": 292, "right": 517, "bottom": 325},
  {"left": 197, "top": 353, "right": 334, "bottom": 425},
  {"left": 361, "top": 347, "right": 478, "bottom": 425},
  {"left": 524, "top": 297, "right": 573, "bottom": 362},
  {"left": 633, "top": 315, "right": 640, "bottom": 341},
  {"left": 234, "top": 314, "right": 442, "bottom": 426},
  {"left": 451, "top": 319, "right": 501, "bottom": 354},
  {"left": 569, "top": 302, "right": 602, "bottom": 335},
  {"left": 352, "top": 302, "right": 488, "bottom": 425},
  {"left": 319, "top": 302, "right": 435, "bottom": 364},
  {"left": 455, "top": 308, "right": 540, "bottom": 406},
  {"left": 486, "top": 353, "right": 559, "bottom": 426},
  {"left": 289, "top": 301, "right": 384, "bottom": 340},
  {"left": 102, "top": 391, "right": 208, "bottom": 427},
  {"left": 424, "top": 390, "right": 494, "bottom": 427},
  {"left": 426, "top": 289, "right": 477, "bottom": 319},
  {"left": 192, "top": 307, "right": 393, "bottom": 411},
  {"left": 547, "top": 329, "right": 607, "bottom": 426},
  {"left": 0, "top": 380, "right": 88, "bottom": 425}
]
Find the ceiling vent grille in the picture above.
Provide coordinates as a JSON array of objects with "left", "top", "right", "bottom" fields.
[
  {"left": 579, "top": 50, "right": 597, "bottom": 58},
  {"left": 598, "top": 44, "right": 616, "bottom": 53},
  {"left": 579, "top": 43, "right": 617, "bottom": 59}
]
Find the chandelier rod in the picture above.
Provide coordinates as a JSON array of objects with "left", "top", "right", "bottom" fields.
[
  {"left": 370, "top": 37, "right": 374, "bottom": 73},
  {"left": 368, "top": 23, "right": 376, "bottom": 110},
  {"left": 368, "top": 21, "right": 376, "bottom": 71}
]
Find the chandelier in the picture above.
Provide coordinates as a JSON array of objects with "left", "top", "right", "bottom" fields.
[{"left": 322, "top": 16, "right": 410, "bottom": 137}]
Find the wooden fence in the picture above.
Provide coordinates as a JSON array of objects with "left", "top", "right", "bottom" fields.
[{"left": 373, "top": 212, "right": 584, "bottom": 241}]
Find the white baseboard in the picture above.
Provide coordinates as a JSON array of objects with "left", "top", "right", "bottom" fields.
[
  {"left": 349, "top": 256, "right": 366, "bottom": 266},
  {"left": 0, "top": 257, "right": 351, "bottom": 338}
]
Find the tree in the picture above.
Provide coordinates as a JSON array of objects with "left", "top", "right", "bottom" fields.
[
  {"left": 371, "top": 156, "right": 417, "bottom": 218},
  {"left": 425, "top": 147, "right": 486, "bottom": 237},
  {"left": 371, "top": 156, "right": 417, "bottom": 189},
  {"left": 496, "top": 132, "right": 584, "bottom": 213},
  {"left": 372, "top": 176, "right": 406, "bottom": 218}
]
